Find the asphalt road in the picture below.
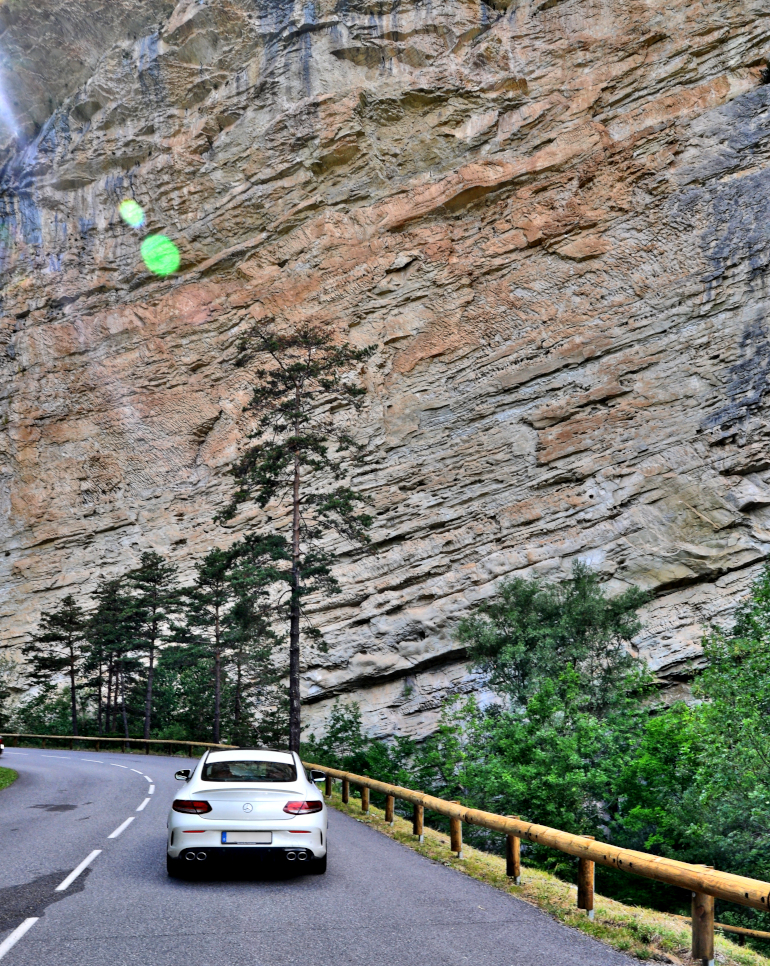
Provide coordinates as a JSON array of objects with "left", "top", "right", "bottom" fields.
[{"left": 0, "top": 747, "right": 636, "bottom": 966}]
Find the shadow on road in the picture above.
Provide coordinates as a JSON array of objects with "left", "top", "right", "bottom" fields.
[
  {"left": 0, "top": 868, "right": 92, "bottom": 934},
  {"left": 168, "top": 864, "right": 318, "bottom": 884}
]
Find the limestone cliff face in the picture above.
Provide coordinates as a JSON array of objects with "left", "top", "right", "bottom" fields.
[{"left": 1, "top": 0, "right": 769, "bottom": 737}]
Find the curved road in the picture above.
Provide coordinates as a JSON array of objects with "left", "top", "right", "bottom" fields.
[{"left": 0, "top": 747, "right": 635, "bottom": 966}]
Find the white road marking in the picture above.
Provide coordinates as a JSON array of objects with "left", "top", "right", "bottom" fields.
[
  {"left": 3, "top": 751, "right": 28, "bottom": 755},
  {"left": 136, "top": 798, "right": 151, "bottom": 811},
  {"left": 55, "top": 850, "right": 102, "bottom": 892},
  {"left": 0, "top": 918, "right": 39, "bottom": 961},
  {"left": 144, "top": 775, "right": 152, "bottom": 782},
  {"left": 110, "top": 763, "right": 128, "bottom": 769},
  {"left": 108, "top": 816, "right": 135, "bottom": 839},
  {"left": 130, "top": 768, "right": 143, "bottom": 774},
  {"left": 42, "top": 755, "right": 70, "bottom": 759},
  {"left": 80, "top": 759, "right": 102, "bottom": 763},
  {"left": 148, "top": 784, "right": 155, "bottom": 794}
]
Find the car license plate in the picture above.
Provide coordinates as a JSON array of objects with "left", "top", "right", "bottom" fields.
[{"left": 221, "top": 831, "right": 272, "bottom": 844}]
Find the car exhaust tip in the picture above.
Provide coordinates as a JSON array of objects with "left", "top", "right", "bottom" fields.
[
  {"left": 196, "top": 852, "right": 207, "bottom": 861},
  {"left": 185, "top": 852, "right": 196, "bottom": 861},
  {"left": 297, "top": 851, "right": 308, "bottom": 861},
  {"left": 286, "top": 851, "right": 296, "bottom": 861}
]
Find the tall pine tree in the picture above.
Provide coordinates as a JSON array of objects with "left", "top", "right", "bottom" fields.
[
  {"left": 85, "top": 577, "right": 138, "bottom": 737},
  {"left": 127, "top": 552, "right": 180, "bottom": 739},
  {"left": 183, "top": 548, "right": 235, "bottom": 744},
  {"left": 226, "top": 534, "right": 288, "bottom": 746},
  {"left": 224, "top": 323, "right": 376, "bottom": 750},
  {"left": 23, "top": 595, "right": 88, "bottom": 735}
]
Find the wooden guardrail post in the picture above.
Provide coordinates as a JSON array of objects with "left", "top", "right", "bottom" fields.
[
  {"left": 342, "top": 778, "right": 349, "bottom": 804},
  {"left": 361, "top": 786, "right": 370, "bottom": 814},
  {"left": 506, "top": 816, "right": 521, "bottom": 884},
  {"left": 413, "top": 803, "right": 424, "bottom": 842},
  {"left": 450, "top": 802, "right": 463, "bottom": 858},
  {"left": 692, "top": 885, "right": 715, "bottom": 966},
  {"left": 577, "top": 837, "right": 595, "bottom": 920},
  {"left": 385, "top": 794, "right": 395, "bottom": 825},
  {"left": 325, "top": 774, "right": 333, "bottom": 798}
]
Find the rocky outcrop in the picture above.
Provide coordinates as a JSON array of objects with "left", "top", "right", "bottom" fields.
[{"left": 0, "top": 0, "right": 769, "bottom": 737}]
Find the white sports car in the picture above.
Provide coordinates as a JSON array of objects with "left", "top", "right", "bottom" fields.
[{"left": 167, "top": 749, "right": 328, "bottom": 876}]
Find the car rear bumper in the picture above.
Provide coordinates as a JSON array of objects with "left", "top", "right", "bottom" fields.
[{"left": 172, "top": 846, "right": 319, "bottom": 863}]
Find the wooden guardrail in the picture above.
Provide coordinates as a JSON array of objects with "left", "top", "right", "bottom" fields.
[
  {"left": 306, "top": 761, "right": 770, "bottom": 965},
  {"left": 3, "top": 733, "right": 236, "bottom": 756},
  {"left": 670, "top": 912, "right": 770, "bottom": 945}
]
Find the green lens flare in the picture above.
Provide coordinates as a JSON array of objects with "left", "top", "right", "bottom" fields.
[
  {"left": 119, "top": 199, "right": 145, "bottom": 228},
  {"left": 141, "top": 235, "right": 181, "bottom": 276}
]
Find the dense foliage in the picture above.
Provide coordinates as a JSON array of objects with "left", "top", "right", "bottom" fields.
[
  {"left": 305, "top": 563, "right": 770, "bottom": 945},
  {"left": 3, "top": 536, "right": 289, "bottom": 747}
]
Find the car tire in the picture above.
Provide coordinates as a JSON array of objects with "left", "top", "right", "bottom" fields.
[
  {"left": 307, "top": 854, "right": 327, "bottom": 875},
  {"left": 166, "top": 854, "right": 187, "bottom": 878}
]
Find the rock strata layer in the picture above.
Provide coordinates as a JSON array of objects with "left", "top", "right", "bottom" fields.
[{"left": 0, "top": 0, "right": 769, "bottom": 737}]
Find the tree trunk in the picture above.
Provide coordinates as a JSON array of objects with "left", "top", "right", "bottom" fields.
[
  {"left": 289, "top": 445, "right": 302, "bottom": 753},
  {"left": 213, "top": 606, "right": 221, "bottom": 744},
  {"left": 106, "top": 662, "right": 113, "bottom": 733},
  {"left": 234, "top": 647, "right": 242, "bottom": 740},
  {"left": 144, "top": 642, "right": 155, "bottom": 740},
  {"left": 97, "top": 660, "right": 103, "bottom": 735},
  {"left": 69, "top": 642, "right": 78, "bottom": 736},
  {"left": 120, "top": 663, "right": 129, "bottom": 739}
]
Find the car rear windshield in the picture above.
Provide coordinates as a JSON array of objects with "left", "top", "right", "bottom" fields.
[{"left": 201, "top": 760, "right": 297, "bottom": 783}]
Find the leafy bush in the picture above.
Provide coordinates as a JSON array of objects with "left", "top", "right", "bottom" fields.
[
  {"left": 458, "top": 562, "right": 649, "bottom": 716},
  {"left": 309, "top": 563, "right": 770, "bottom": 947}
]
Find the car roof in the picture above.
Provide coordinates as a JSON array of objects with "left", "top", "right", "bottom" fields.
[{"left": 205, "top": 749, "right": 295, "bottom": 764}]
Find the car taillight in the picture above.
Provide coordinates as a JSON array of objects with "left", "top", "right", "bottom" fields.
[
  {"left": 283, "top": 800, "right": 323, "bottom": 815},
  {"left": 172, "top": 800, "right": 212, "bottom": 814}
]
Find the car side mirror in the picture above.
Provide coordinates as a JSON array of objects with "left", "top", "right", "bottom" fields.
[
  {"left": 175, "top": 769, "right": 191, "bottom": 781},
  {"left": 310, "top": 770, "right": 326, "bottom": 783}
]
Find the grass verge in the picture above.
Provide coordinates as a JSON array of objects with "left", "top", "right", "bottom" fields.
[
  {"left": 329, "top": 790, "right": 769, "bottom": 966},
  {"left": 0, "top": 765, "right": 18, "bottom": 790}
]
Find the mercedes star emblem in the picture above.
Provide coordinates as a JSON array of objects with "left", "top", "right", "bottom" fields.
[{"left": 243, "top": 803, "right": 253, "bottom": 813}]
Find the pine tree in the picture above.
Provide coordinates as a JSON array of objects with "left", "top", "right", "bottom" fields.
[
  {"left": 0, "top": 654, "right": 15, "bottom": 729},
  {"left": 223, "top": 324, "right": 376, "bottom": 751},
  {"left": 23, "top": 595, "right": 88, "bottom": 735},
  {"left": 225, "top": 535, "right": 288, "bottom": 746},
  {"left": 85, "top": 577, "right": 139, "bottom": 737},
  {"left": 127, "top": 552, "right": 180, "bottom": 739},
  {"left": 183, "top": 548, "right": 235, "bottom": 744}
]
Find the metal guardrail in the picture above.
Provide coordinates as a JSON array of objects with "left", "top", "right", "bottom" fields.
[
  {"left": 3, "top": 733, "right": 236, "bottom": 755},
  {"left": 306, "top": 761, "right": 770, "bottom": 965}
]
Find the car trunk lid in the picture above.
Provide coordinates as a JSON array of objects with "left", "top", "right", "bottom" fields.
[{"left": 196, "top": 787, "right": 301, "bottom": 822}]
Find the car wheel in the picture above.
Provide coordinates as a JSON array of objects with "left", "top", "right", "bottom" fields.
[
  {"left": 307, "top": 854, "right": 327, "bottom": 875},
  {"left": 166, "top": 854, "right": 187, "bottom": 878}
]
